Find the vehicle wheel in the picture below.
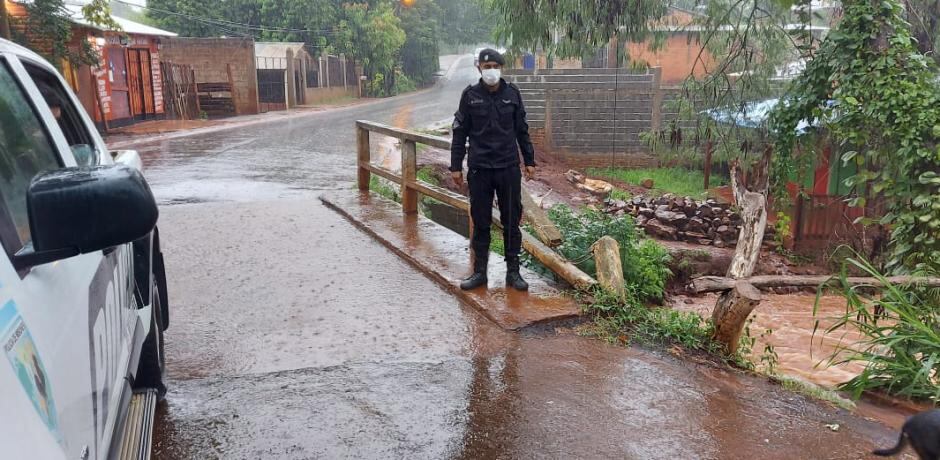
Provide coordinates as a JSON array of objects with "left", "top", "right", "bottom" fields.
[
  {"left": 135, "top": 280, "right": 166, "bottom": 398},
  {"left": 154, "top": 247, "right": 169, "bottom": 331}
]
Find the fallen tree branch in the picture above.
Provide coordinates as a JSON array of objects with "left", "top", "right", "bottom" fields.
[{"left": 692, "top": 275, "right": 940, "bottom": 294}]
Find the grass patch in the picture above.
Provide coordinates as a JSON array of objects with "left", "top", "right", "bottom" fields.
[
  {"left": 369, "top": 176, "right": 400, "bottom": 202},
  {"left": 417, "top": 166, "right": 439, "bottom": 185},
  {"left": 609, "top": 187, "right": 632, "bottom": 202},
  {"left": 584, "top": 289, "right": 719, "bottom": 351},
  {"left": 587, "top": 167, "right": 727, "bottom": 198},
  {"left": 490, "top": 228, "right": 505, "bottom": 256},
  {"left": 775, "top": 376, "right": 857, "bottom": 411}
]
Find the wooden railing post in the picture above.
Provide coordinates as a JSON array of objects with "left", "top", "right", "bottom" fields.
[
  {"left": 401, "top": 139, "right": 418, "bottom": 214},
  {"left": 357, "top": 125, "right": 371, "bottom": 191}
]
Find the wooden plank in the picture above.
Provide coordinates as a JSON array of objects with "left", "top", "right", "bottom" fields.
[
  {"left": 401, "top": 140, "right": 418, "bottom": 214},
  {"left": 356, "top": 120, "right": 451, "bottom": 150},
  {"left": 361, "top": 163, "right": 402, "bottom": 185},
  {"left": 409, "top": 180, "right": 469, "bottom": 211},
  {"left": 357, "top": 127, "right": 370, "bottom": 191},
  {"left": 521, "top": 187, "right": 563, "bottom": 247}
]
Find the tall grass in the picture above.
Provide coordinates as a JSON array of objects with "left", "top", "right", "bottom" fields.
[
  {"left": 814, "top": 256, "right": 940, "bottom": 401},
  {"left": 587, "top": 167, "right": 727, "bottom": 198},
  {"left": 543, "top": 204, "right": 672, "bottom": 302}
]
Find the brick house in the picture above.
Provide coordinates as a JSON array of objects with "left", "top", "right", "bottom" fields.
[{"left": 6, "top": 0, "right": 176, "bottom": 127}]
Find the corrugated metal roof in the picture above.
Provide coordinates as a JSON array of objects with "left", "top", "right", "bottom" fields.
[
  {"left": 254, "top": 42, "right": 307, "bottom": 59},
  {"left": 64, "top": 4, "right": 177, "bottom": 37}
]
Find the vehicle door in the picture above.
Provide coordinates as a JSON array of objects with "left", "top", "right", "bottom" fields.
[{"left": 0, "top": 53, "right": 139, "bottom": 460}]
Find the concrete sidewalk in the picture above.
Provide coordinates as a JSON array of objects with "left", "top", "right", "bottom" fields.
[{"left": 320, "top": 190, "right": 581, "bottom": 330}]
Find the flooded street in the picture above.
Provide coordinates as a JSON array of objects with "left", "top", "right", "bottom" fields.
[{"left": 127, "top": 56, "right": 904, "bottom": 458}]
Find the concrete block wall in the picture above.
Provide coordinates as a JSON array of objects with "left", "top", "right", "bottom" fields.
[
  {"left": 506, "top": 68, "right": 664, "bottom": 168},
  {"left": 160, "top": 38, "right": 259, "bottom": 114}
]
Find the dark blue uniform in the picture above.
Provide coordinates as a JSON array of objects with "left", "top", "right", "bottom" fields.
[{"left": 450, "top": 78, "right": 536, "bottom": 260}]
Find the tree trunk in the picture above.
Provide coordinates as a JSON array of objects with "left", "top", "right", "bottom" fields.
[
  {"left": 711, "top": 281, "right": 763, "bottom": 355},
  {"left": 711, "top": 152, "right": 771, "bottom": 354},
  {"left": 592, "top": 236, "right": 625, "bottom": 297},
  {"left": 692, "top": 274, "right": 940, "bottom": 293}
]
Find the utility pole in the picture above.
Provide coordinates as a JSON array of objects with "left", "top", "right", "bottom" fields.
[{"left": 1, "top": 0, "right": 12, "bottom": 40}]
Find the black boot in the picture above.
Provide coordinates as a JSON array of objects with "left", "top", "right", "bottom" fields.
[
  {"left": 460, "top": 251, "right": 488, "bottom": 290},
  {"left": 505, "top": 256, "right": 529, "bottom": 291}
]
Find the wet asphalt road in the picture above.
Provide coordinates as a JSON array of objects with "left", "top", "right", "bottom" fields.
[{"left": 129, "top": 56, "right": 902, "bottom": 459}]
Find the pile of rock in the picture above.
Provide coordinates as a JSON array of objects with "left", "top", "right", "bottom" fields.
[{"left": 605, "top": 194, "right": 773, "bottom": 248}]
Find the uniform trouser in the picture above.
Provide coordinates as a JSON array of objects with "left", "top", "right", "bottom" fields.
[{"left": 468, "top": 166, "right": 523, "bottom": 260}]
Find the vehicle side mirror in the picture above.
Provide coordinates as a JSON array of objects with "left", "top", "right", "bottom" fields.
[{"left": 13, "top": 165, "right": 158, "bottom": 270}]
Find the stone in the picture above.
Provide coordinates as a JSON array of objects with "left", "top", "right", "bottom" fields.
[
  {"left": 698, "top": 204, "right": 714, "bottom": 219},
  {"left": 632, "top": 196, "right": 645, "bottom": 206},
  {"left": 686, "top": 217, "right": 706, "bottom": 233},
  {"left": 644, "top": 218, "right": 678, "bottom": 240},
  {"left": 641, "top": 178, "right": 655, "bottom": 189},
  {"left": 638, "top": 207, "right": 655, "bottom": 218},
  {"left": 636, "top": 215, "right": 649, "bottom": 227},
  {"left": 714, "top": 238, "right": 726, "bottom": 248},
  {"left": 685, "top": 231, "right": 707, "bottom": 240}
]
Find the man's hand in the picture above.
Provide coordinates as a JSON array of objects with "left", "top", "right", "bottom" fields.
[
  {"left": 451, "top": 170, "right": 463, "bottom": 187},
  {"left": 524, "top": 166, "right": 536, "bottom": 181}
]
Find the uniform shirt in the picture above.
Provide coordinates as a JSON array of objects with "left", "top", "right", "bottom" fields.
[{"left": 450, "top": 78, "right": 536, "bottom": 172}]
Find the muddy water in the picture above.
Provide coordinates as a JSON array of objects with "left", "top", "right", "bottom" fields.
[{"left": 672, "top": 293, "right": 869, "bottom": 389}]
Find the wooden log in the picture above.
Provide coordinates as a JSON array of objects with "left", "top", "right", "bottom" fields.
[
  {"left": 692, "top": 275, "right": 940, "bottom": 294},
  {"left": 492, "top": 209, "right": 597, "bottom": 290},
  {"left": 522, "top": 231, "right": 597, "bottom": 290},
  {"left": 711, "top": 281, "right": 763, "bottom": 355},
  {"left": 521, "top": 187, "right": 563, "bottom": 247},
  {"left": 592, "top": 236, "right": 625, "bottom": 297}
]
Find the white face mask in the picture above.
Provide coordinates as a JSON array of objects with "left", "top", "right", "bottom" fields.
[{"left": 481, "top": 68, "right": 501, "bottom": 86}]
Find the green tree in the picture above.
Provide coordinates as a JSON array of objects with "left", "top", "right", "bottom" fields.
[
  {"left": 437, "top": 0, "right": 494, "bottom": 46},
  {"left": 399, "top": 0, "right": 440, "bottom": 86},
  {"left": 771, "top": 0, "right": 940, "bottom": 274},
  {"left": 147, "top": 0, "right": 225, "bottom": 37},
  {"left": 487, "top": 0, "right": 668, "bottom": 57},
  {"left": 338, "top": 2, "right": 405, "bottom": 96}
]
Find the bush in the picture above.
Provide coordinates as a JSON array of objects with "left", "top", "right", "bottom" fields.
[
  {"left": 392, "top": 72, "right": 416, "bottom": 95},
  {"left": 814, "top": 256, "right": 940, "bottom": 401},
  {"left": 546, "top": 204, "right": 672, "bottom": 302},
  {"left": 588, "top": 289, "right": 716, "bottom": 351}
]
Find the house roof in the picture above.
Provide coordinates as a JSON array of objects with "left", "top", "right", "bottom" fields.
[
  {"left": 254, "top": 42, "right": 308, "bottom": 59},
  {"left": 64, "top": 4, "right": 177, "bottom": 37},
  {"left": 704, "top": 98, "right": 819, "bottom": 133}
]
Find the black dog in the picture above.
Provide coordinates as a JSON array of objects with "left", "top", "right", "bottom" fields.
[{"left": 874, "top": 409, "right": 940, "bottom": 459}]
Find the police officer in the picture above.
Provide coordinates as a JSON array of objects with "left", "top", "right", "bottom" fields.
[{"left": 450, "top": 48, "right": 536, "bottom": 291}]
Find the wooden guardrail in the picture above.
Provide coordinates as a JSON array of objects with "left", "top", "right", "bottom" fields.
[{"left": 355, "top": 120, "right": 596, "bottom": 290}]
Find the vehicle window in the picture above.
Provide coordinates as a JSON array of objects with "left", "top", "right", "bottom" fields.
[
  {"left": 0, "top": 60, "right": 63, "bottom": 253},
  {"left": 24, "top": 63, "right": 98, "bottom": 167}
]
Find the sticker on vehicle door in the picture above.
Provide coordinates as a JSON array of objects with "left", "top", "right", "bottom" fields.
[{"left": 0, "top": 300, "right": 61, "bottom": 443}]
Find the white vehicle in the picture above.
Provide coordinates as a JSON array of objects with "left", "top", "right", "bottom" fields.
[{"left": 0, "top": 39, "right": 168, "bottom": 460}]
